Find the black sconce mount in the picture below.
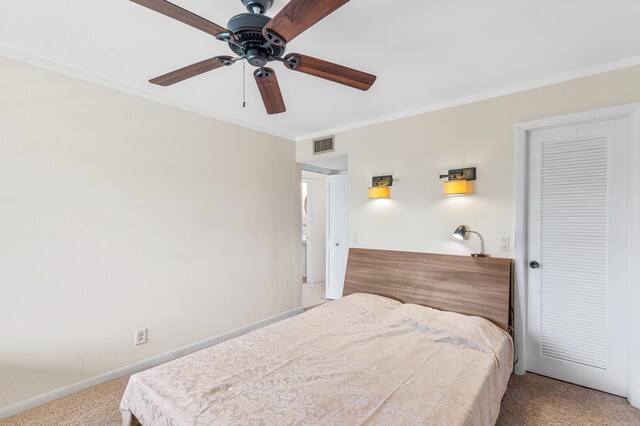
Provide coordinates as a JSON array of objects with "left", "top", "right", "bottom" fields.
[
  {"left": 439, "top": 167, "right": 476, "bottom": 181},
  {"left": 372, "top": 175, "right": 393, "bottom": 187}
]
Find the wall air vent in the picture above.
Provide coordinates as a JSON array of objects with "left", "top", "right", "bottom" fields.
[{"left": 313, "top": 136, "right": 335, "bottom": 155}]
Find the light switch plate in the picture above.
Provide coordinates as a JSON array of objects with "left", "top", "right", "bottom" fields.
[{"left": 499, "top": 237, "right": 509, "bottom": 251}]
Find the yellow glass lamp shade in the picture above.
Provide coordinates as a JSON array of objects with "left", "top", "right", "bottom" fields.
[
  {"left": 444, "top": 180, "right": 474, "bottom": 196},
  {"left": 368, "top": 186, "right": 391, "bottom": 199}
]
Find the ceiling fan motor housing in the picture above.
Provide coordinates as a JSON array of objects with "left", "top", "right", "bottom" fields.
[{"left": 227, "top": 13, "right": 285, "bottom": 64}]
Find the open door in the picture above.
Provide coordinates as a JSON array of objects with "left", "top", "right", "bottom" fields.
[{"left": 325, "top": 174, "right": 348, "bottom": 299}]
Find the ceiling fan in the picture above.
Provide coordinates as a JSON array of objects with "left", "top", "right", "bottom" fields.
[{"left": 130, "top": 0, "right": 377, "bottom": 114}]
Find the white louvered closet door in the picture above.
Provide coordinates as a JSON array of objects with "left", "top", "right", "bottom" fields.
[{"left": 526, "top": 117, "right": 630, "bottom": 396}]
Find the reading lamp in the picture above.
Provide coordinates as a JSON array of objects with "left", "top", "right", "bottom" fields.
[{"left": 453, "top": 225, "right": 487, "bottom": 257}]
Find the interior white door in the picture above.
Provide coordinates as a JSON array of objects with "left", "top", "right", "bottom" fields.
[
  {"left": 326, "top": 174, "right": 348, "bottom": 299},
  {"left": 526, "top": 117, "right": 630, "bottom": 396}
]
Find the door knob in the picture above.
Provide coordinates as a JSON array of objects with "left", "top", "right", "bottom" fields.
[
  {"left": 529, "top": 261, "right": 540, "bottom": 269},
  {"left": 335, "top": 243, "right": 339, "bottom": 247}
]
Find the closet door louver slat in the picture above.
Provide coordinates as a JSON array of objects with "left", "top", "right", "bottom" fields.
[{"left": 540, "top": 137, "right": 608, "bottom": 370}]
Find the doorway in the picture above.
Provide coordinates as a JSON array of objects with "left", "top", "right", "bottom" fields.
[
  {"left": 301, "top": 172, "right": 326, "bottom": 310},
  {"left": 298, "top": 154, "right": 348, "bottom": 309}
]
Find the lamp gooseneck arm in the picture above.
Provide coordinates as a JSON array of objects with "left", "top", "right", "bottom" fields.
[{"left": 467, "top": 230, "right": 485, "bottom": 255}]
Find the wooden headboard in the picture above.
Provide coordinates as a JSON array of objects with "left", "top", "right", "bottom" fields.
[{"left": 343, "top": 249, "right": 512, "bottom": 330}]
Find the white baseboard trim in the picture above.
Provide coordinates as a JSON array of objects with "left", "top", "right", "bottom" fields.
[{"left": 0, "top": 307, "right": 303, "bottom": 420}]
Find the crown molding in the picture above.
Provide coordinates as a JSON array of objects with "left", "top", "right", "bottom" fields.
[
  {"left": 295, "top": 55, "right": 640, "bottom": 142},
  {"left": 3, "top": 45, "right": 639, "bottom": 144},
  {"left": 0, "top": 45, "right": 296, "bottom": 141}
]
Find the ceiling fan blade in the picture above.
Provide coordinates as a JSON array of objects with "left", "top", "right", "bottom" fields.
[
  {"left": 130, "top": 0, "right": 228, "bottom": 37},
  {"left": 150, "top": 57, "right": 232, "bottom": 86},
  {"left": 284, "top": 53, "right": 376, "bottom": 91},
  {"left": 263, "top": 0, "right": 350, "bottom": 43},
  {"left": 254, "top": 68, "right": 286, "bottom": 115}
]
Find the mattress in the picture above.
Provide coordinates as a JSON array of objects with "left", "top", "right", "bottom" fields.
[{"left": 120, "top": 293, "right": 513, "bottom": 425}]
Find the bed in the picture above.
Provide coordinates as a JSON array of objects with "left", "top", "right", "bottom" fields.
[{"left": 120, "top": 249, "right": 513, "bottom": 425}]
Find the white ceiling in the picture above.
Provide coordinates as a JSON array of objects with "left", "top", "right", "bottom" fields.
[{"left": 1, "top": 0, "right": 639, "bottom": 141}]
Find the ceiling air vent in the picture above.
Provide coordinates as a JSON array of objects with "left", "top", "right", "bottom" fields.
[{"left": 313, "top": 136, "right": 335, "bottom": 155}]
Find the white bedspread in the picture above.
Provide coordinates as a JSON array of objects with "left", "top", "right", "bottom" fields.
[{"left": 120, "top": 293, "right": 513, "bottom": 425}]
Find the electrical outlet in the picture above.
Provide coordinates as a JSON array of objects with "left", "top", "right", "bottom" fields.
[{"left": 135, "top": 328, "right": 148, "bottom": 346}]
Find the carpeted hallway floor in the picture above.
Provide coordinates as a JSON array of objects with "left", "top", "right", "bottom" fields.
[
  {"left": 1, "top": 372, "right": 638, "bottom": 425},
  {"left": 302, "top": 282, "right": 330, "bottom": 310}
]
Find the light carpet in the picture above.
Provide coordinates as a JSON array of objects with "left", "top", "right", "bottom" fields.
[
  {"left": 2, "top": 373, "right": 638, "bottom": 425},
  {"left": 496, "top": 373, "right": 640, "bottom": 425},
  {"left": 302, "top": 282, "right": 330, "bottom": 310}
]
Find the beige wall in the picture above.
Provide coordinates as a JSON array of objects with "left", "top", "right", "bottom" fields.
[
  {"left": 0, "top": 57, "right": 300, "bottom": 408},
  {"left": 297, "top": 65, "right": 640, "bottom": 258}
]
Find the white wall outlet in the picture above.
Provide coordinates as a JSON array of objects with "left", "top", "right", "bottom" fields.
[
  {"left": 499, "top": 237, "right": 510, "bottom": 251},
  {"left": 352, "top": 232, "right": 359, "bottom": 244},
  {"left": 135, "top": 328, "right": 148, "bottom": 346}
]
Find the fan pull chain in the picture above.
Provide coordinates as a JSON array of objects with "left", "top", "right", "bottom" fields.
[{"left": 242, "top": 60, "right": 246, "bottom": 108}]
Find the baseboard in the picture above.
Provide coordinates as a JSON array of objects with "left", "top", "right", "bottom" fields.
[{"left": 0, "top": 306, "right": 303, "bottom": 420}]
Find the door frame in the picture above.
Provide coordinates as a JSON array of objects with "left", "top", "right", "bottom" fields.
[
  {"left": 514, "top": 102, "right": 640, "bottom": 407},
  {"left": 302, "top": 178, "right": 313, "bottom": 282}
]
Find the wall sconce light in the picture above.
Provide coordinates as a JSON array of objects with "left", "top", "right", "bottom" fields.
[
  {"left": 453, "top": 224, "right": 487, "bottom": 257},
  {"left": 440, "top": 167, "right": 476, "bottom": 196},
  {"left": 368, "top": 175, "right": 393, "bottom": 199}
]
